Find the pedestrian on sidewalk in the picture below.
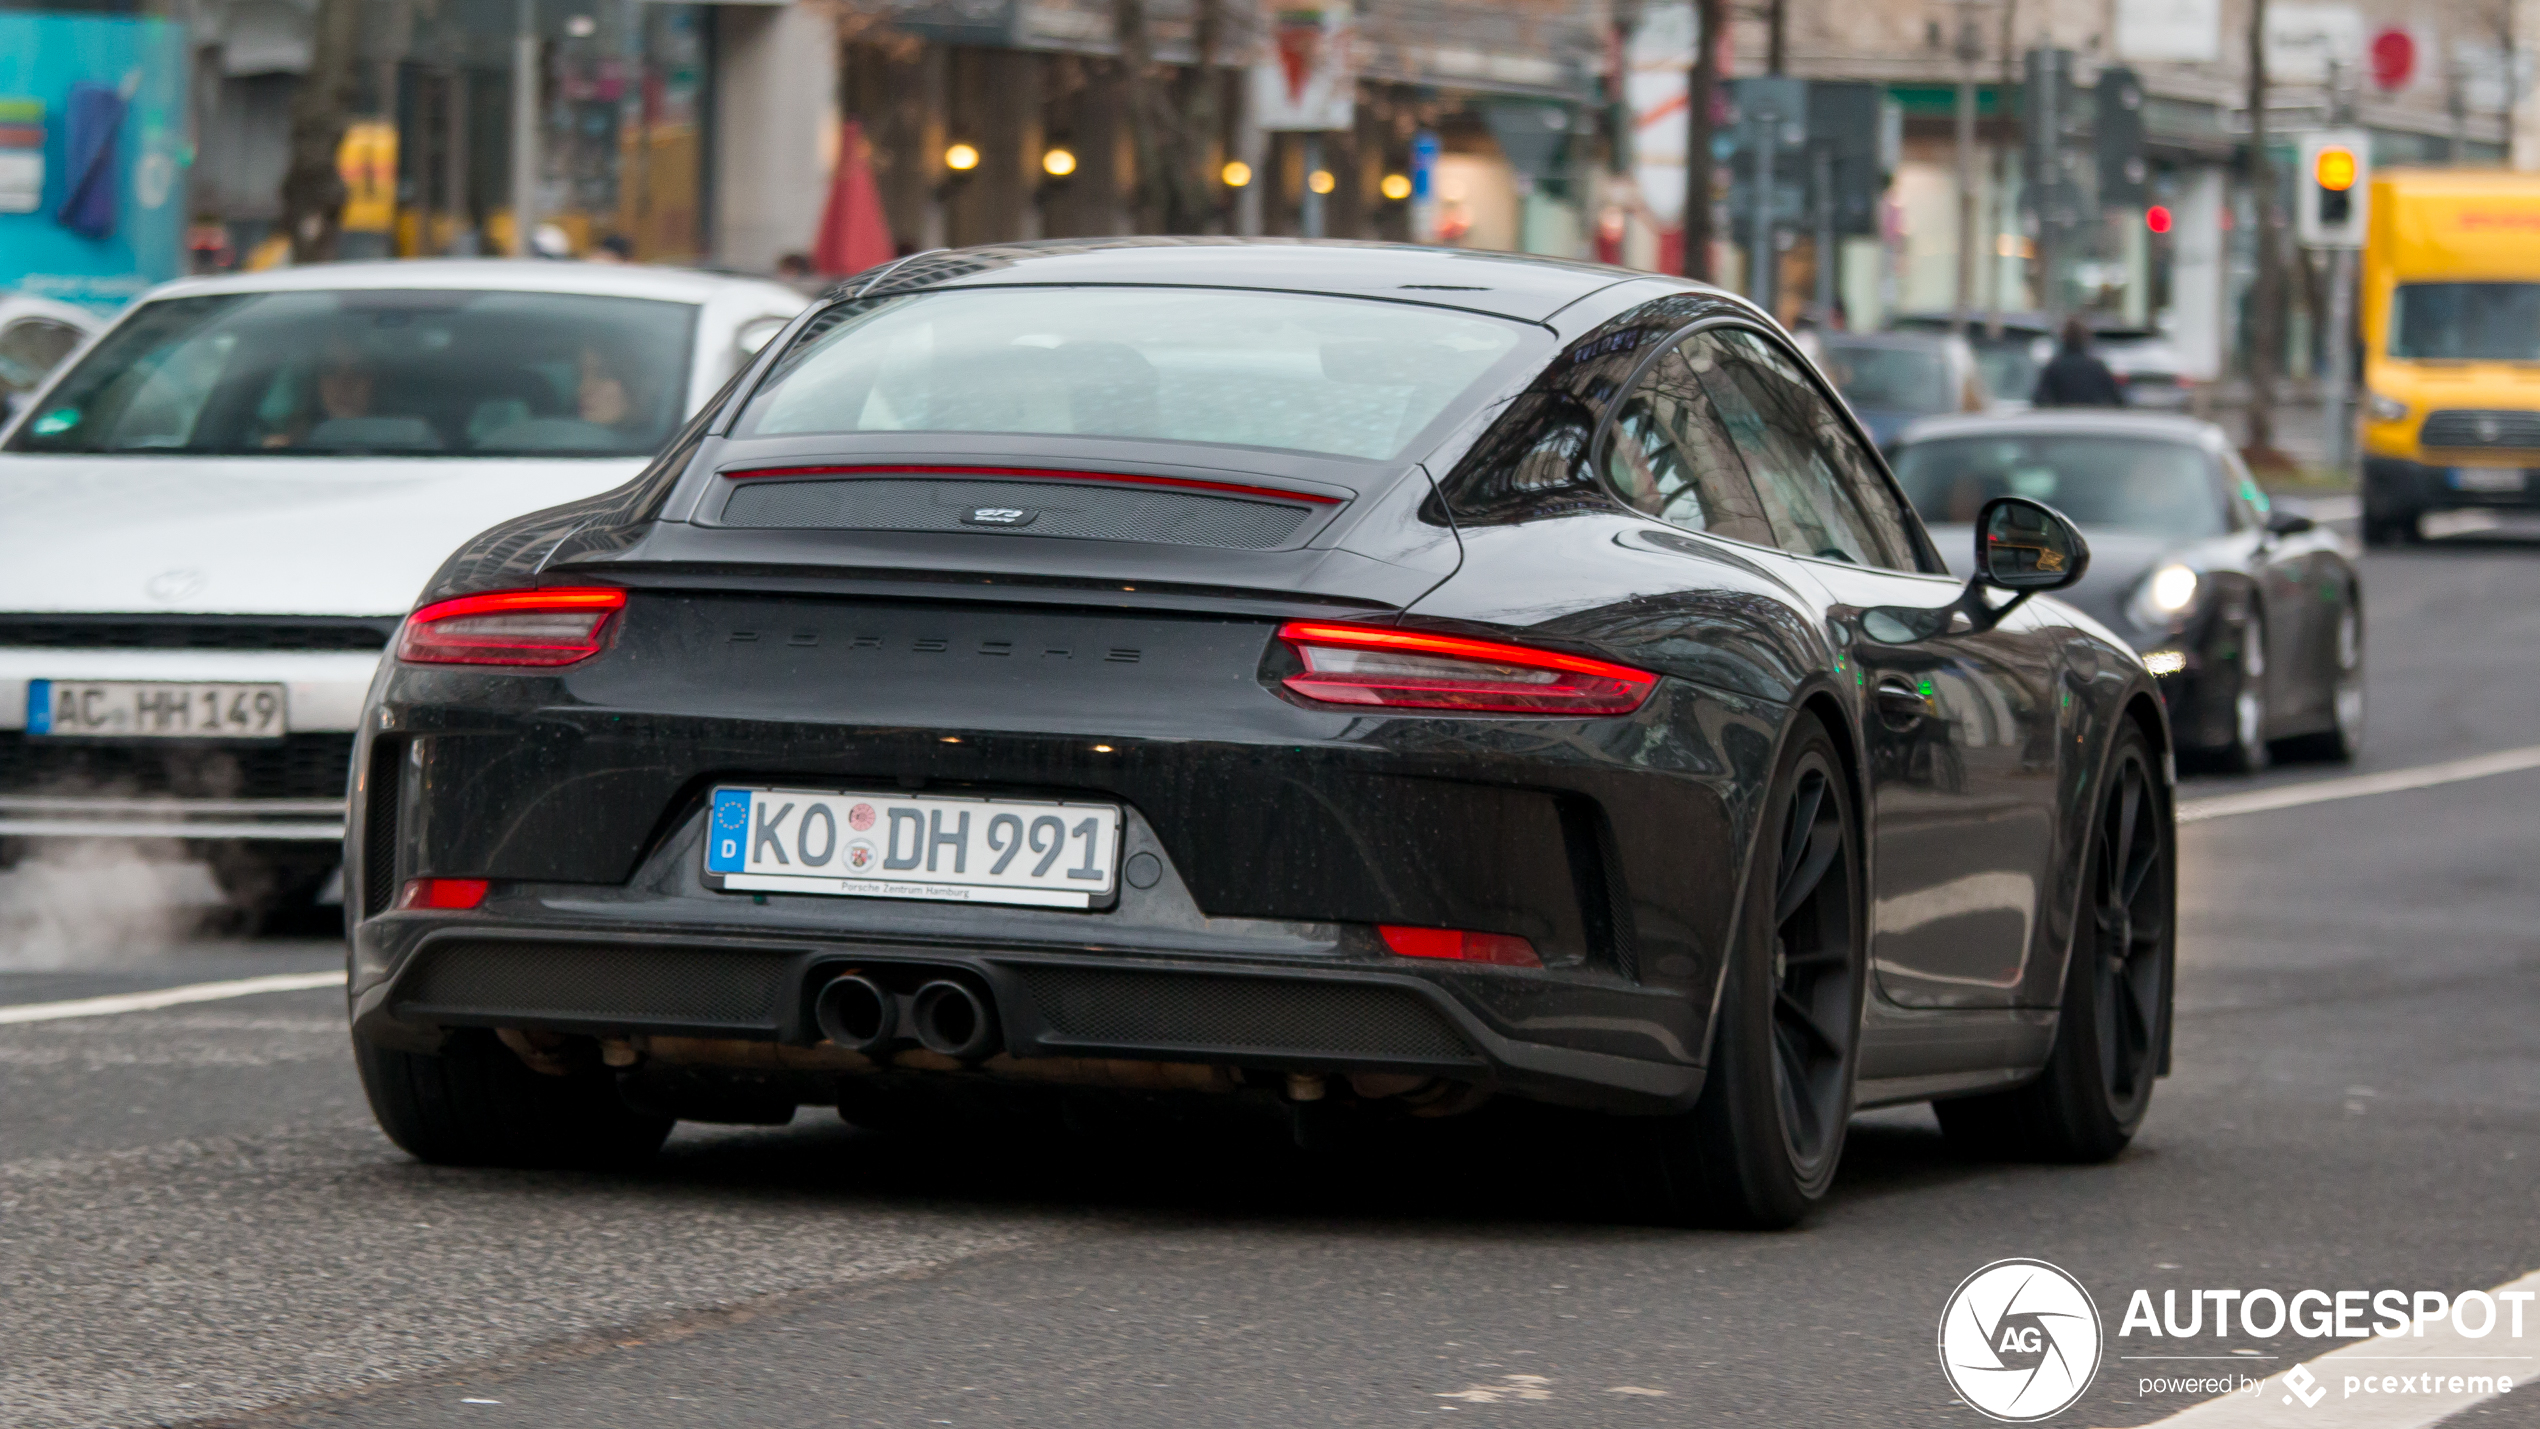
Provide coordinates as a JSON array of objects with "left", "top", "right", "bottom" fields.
[{"left": 2032, "top": 316, "right": 2127, "bottom": 407}]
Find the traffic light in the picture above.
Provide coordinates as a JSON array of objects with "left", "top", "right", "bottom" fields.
[
  {"left": 2095, "top": 67, "right": 2147, "bottom": 208},
  {"left": 2298, "top": 128, "right": 2369, "bottom": 248},
  {"left": 1806, "top": 81, "right": 1895, "bottom": 237}
]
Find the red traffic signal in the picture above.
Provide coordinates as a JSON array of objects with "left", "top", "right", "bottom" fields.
[{"left": 2146, "top": 205, "right": 2173, "bottom": 234}]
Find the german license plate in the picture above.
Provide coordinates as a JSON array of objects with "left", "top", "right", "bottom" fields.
[
  {"left": 704, "top": 787, "right": 1122, "bottom": 909},
  {"left": 26, "top": 679, "right": 288, "bottom": 739},
  {"left": 2450, "top": 467, "right": 2527, "bottom": 492}
]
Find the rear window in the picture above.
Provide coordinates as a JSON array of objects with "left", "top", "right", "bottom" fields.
[
  {"left": 730, "top": 286, "right": 1530, "bottom": 461},
  {"left": 9, "top": 289, "right": 696, "bottom": 457}
]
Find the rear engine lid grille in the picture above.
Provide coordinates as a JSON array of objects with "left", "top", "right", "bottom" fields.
[
  {"left": 0, "top": 617, "right": 396, "bottom": 651},
  {"left": 2421, "top": 409, "right": 2540, "bottom": 450},
  {"left": 716, "top": 477, "right": 1326, "bottom": 550},
  {"left": 0, "top": 732, "right": 355, "bottom": 799}
]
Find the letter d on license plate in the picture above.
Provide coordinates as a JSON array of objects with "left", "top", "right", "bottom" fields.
[{"left": 704, "top": 787, "right": 1122, "bottom": 909}]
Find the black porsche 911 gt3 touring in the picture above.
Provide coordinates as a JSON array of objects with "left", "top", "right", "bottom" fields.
[{"left": 346, "top": 239, "right": 2175, "bottom": 1227}]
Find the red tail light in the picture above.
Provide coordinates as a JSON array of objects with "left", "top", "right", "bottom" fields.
[
  {"left": 1380, "top": 925, "right": 1543, "bottom": 967},
  {"left": 398, "top": 588, "right": 626, "bottom": 667},
  {"left": 396, "top": 877, "right": 488, "bottom": 910},
  {"left": 1275, "top": 621, "right": 1657, "bottom": 716}
]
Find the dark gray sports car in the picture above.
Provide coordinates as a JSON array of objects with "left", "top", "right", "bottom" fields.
[
  {"left": 1890, "top": 411, "right": 2363, "bottom": 773},
  {"left": 345, "top": 240, "right": 2176, "bottom": 1227}
]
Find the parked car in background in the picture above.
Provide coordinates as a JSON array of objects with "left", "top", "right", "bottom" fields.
[
  {"left": 1890, "top": 411, "right": 2361, "bottom": 772},
  {"left": 0, "top": 260, "right": 808, "bottom": 921},
  {"left": 1892, "top": 312, "right": 2193, "bottom": 410},
  {"left": 0, "top": 293, "right": 102, "bottom": 419},
  {"left": 1816, "top": 330, "right": 1989, "bottom": 446},
  {"left": 1890, "top": 311, "right": 2051, "bottom": 411},
  {"left": 2091, "top": 326, "right": 2193, "bottom": 410}
]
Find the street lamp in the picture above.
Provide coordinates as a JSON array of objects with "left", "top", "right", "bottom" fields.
[
  {"left": 1221, "top": 160, "right": 1253, "bottom": 188},
  {"left": 943, "top": 142, "right": 981, "bottom": 173},
  {"left": 1042, "top": 147, "right": 1077, "bottom": 178},
  {"left": 1379, "top": 173, "right": 1412, "bottom": 201},
  {"left": 1307, "top": 169, "right": 1336, "bottom": 195}
]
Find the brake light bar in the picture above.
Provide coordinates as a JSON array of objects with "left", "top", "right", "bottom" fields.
[
  {"left": 1380, "top": 925, "right": 1543, "bottom": 968},
  {"left": 398, "top": 587, "right": 627, "bottom": 667},
  {"left": 720, "top": 463, "right": 1342, "bottom": 506},
  {"left": 1275, "top": 621, "right": 1657, "bottom": 716}
]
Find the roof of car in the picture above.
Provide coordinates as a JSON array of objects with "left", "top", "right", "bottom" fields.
[
  {"left": 1894, "top": 409, "right": 2227, "bottom": 445},
  {"left": 829, "top": 238, "right": 1665, "bottom": 322},
  {"left": 136, "top": 259, "right": 805, "bottom": 308}
]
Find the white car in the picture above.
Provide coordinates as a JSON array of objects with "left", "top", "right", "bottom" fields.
[{"left": 0, "top": 260, "right": 807, "bottom": 919}]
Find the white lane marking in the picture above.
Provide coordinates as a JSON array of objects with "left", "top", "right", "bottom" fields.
[
  {"left": 2137, "top": 1268, "right": 2538, "bottom": 1427},
  {"left": 2177, "top": 744, "right": 2540, "bottom": 824},
  {"left": 0, "top": 970, "right": 346, "bottom": 1025}
]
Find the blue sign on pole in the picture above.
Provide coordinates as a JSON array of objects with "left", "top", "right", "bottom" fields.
[
  {"left": 0, "top": 12, "right": 186, "bottom": 314},
  {"left": 1410, "top": 131, "right": 1440, "bottom": 202}
]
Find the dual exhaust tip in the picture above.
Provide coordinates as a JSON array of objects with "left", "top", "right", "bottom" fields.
[{"left": 814, "top": 973, "right": 998, "bottom": 1060}]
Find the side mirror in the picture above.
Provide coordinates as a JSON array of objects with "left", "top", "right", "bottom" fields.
[
  {"left": 2265, "top": 509, "right": 2316, "bottom": 537},
  {"left": 1861, "top": 495, "right": 2091, "bottom": 645},
  {"left": 1977, "top": 495, "right": 2090, "bottom": 593}
]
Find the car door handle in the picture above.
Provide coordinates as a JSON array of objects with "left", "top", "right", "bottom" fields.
[{"left": 1875, "top": 680, "right": 1929, "bottom": 723}]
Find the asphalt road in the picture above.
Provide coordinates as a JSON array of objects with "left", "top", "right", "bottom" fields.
[{"left": 3, "top": 532, "right": 2535, "bottom": 1429}]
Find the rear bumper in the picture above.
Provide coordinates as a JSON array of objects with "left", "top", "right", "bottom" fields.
[{"left": 349, "top": 913, "right": 1709, "bottom": 1114}]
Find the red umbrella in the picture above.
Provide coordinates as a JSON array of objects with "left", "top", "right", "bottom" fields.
[{"left": 813, "top": 118, "right": 895, "bottom": 277}]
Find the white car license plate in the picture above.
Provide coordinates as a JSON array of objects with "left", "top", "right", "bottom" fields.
[
  {"left": 27, "top": 679, "right": 288, "bottom": 739},
  {"left": 704, "top": 787, "right": 1122, "bottom": 909},
  {"left": 2450, "top": 467, "right": 2527, "bottom": 492}
]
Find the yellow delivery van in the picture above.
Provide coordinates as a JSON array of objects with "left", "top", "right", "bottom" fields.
[{"left": 2359, "top": 170, "right": 2540, "bottom": 543}]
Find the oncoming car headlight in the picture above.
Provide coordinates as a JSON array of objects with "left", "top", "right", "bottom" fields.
[
  {"left": 2366, "top": 390, "right": 2409, "bottom": 423},
  {"left": 2130, "top": 564, "right": 2200, "bottom": 628}
]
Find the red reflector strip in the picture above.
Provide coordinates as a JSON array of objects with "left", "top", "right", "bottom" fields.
[
  {"left": 399, "top": 587, "right": 627, "bottom": 667},
  {"left": 396, "top": 877, "right": 489, "bottom": 910},
  {"left": 1380, "top": 925, "right": 1542, "bottom": 968},
  {"left": 719, "top": 463, "right": 1343, "bottom": 506},
  {"left": 1275, "top": 621, "right": 1657, "bottom": 716}
]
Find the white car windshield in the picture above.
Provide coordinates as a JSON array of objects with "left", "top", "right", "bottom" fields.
[
  {"left": 731, "top": 286, "right": 1529, "bottom": 461},
  {"left": 9, "top": 289, "right": 696, "bottom": 457}
]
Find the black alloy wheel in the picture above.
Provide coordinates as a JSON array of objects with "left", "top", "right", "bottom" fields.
[
  {"left": 1635, "top": 713, "right": 1864, "bottom": 1228},
  {"left": 356, "top": 1029, "right": 674, "bottom": 1169},
  {"left": 1937, "top": 724, "right": 2173, "bottom": 1161}
]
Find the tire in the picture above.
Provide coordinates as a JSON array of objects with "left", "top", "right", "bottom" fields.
[
  {"left": 1936, "top": 723, "right": 2173, "bottom": 1162},
  {"left": 355, "top": 1028, "right": 673, "bottom": 1169},
  {"left": 204, "top": 846, "right": 339, "bottom": 935},
  {"left": 2272, "top": 600, "right": 2364, "bottom": 763},
  {"left": 1632, "top": 713, "right": 1865, "bottom": 1229},
  {"left": 2208, "top": 610, "right": 2269, "bottom": 775}
]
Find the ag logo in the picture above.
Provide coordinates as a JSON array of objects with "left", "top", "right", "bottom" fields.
[{"left": 1938, "top": 1259, "right": 2103, "bottom": 1422}]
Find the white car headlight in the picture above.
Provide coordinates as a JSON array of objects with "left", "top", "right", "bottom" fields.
[
  {"left": 2366, "top": 391, "right": 2409, "bottom": 423},
  {"left": 2131, "top": 564, "right": 2200, "bottom": 628}
]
